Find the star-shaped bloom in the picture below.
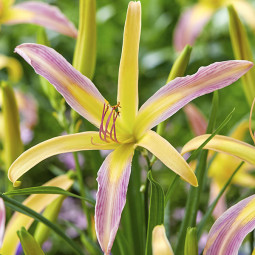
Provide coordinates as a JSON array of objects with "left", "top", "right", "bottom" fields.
[
  {"left": 10, "top": 1, "right": 253, "bottom": 254},
  {"left": 0, "top": 0, "right": 77, "bottom": 37},
  {"left": 174, "top": 0, "right": 255, "bottom": 51}
]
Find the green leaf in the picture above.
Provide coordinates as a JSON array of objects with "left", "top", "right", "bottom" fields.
[
  {"left": 145, "top": 171, "right": 165, "bottom": 255},
  {"left": 197, "top": 161, "right": 244, "bottom": 237},
  {"left": 228, "top": 5, "right": 255, "bottom": 105},
  {"left": 73, "top": 0, "right": 96, "bottom": 79},
  {"left": 0, "top": 194, "right": 84, "bottom": 255},
  {"left": 112, "top": 228, "right": 133, "bottom": 255},
  {"left": 17, "top": 227, "right": 45, "bottom": 255},
  {"left": 119, "top": 152, "right": 145, "bottom": 255},
  {"left": 4, "top": 186, "right": 95, "bottom": 205}
]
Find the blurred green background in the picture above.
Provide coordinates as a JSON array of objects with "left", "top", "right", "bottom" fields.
[{"left": 1, "top": 0, "right": 255, "bottom": 253}]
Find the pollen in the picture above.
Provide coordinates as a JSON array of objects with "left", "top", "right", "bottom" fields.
[{"left": 99, "top": 101, "right": 121, "bottom": 143}]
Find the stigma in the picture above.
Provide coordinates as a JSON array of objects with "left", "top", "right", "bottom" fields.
[{"left": 99, "top": 101, "right": 121, "bottom": 143}]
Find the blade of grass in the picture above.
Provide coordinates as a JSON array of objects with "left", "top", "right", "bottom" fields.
[{"left": 4, "top": 186, "right": 95, "bottom": 205}]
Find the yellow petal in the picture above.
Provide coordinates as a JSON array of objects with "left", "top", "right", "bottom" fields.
[
  {"left": 117, "top": 1, "right": 141, "bottom": 130},
  {"left": 8, "top": 131, "right": 118, "bottom": 186},
  {"left": 0, "top": 54, "right": 23, "bottom": 82},
  {"left": 138, "top": 130, "right": 197, "bottom": 186},
  {"left": 182, "top": 134, "right": 255, "bottom": 166},
  {"left": 1, "top": 174, "right": 73, "bottom": 255},
  {"left": 152, "top": 225, "right": 174, "bottom": 255}
]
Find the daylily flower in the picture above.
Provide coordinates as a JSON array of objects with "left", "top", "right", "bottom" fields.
[
  {"left": 0, "top": 0, "right": 77, "bottom": 37},
  {"left": 152, "top": 194, "right": 255, "bottom": 255},
  {"left": 0, "top": 174, "right": 74, "bottom": 255},
  {"left": 184, "top": 104, "right": 255, "bottom": 217},
  {"left": 10, "top": 1, "right": 253, "bottom": 254},
  {"left": 174, "top": 0, "right": 255, "bottom": 51}
]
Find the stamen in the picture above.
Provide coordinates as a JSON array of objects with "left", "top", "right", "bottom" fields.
[
  {"left": 99, "top": 102, "right": 109, "bottom": 141},
  {"left": 98, "top": 101, "right": 121, "bottom": 144},
  {"left": 110, "top": 111, "right": 119, "bottom": 143},
  {"left": 104, "top": 108, "right": 114, "bottom": 142}
]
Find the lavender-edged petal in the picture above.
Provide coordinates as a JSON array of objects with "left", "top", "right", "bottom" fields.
[
  {"left": 4, "top": 1, "right": 77, "bottom": 37},
  {"left": 95, "top": 144, "right": 134, "bottom": 255},
  {"left": 204, "top": 194, "right": 255, "bottom": 255},
  {"left": 15, "top": 43, "right": 105, "bottom": 128},
  {"left": 134, "top": 61, "right": 253, "bottom": 138}
]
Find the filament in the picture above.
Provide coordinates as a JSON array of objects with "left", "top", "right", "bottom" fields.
[{"left": 98, "top": 101, "right": 120, "bottom": 143}]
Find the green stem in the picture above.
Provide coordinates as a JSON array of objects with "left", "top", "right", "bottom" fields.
[
  {"left": 144, "top": 177, "right": 149, "bottom": 234},
  {"left": 73, "top": 152, "right": 92, "bottom": 238},
  {"left": 250, "top": 231, "right": 254, "bottom": 254},
  {"left": 175, "top": 91, "right": 218, "bottom": 255},
  {"left": 164, "top": 174, "right": 179, "bottom": 206}
]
